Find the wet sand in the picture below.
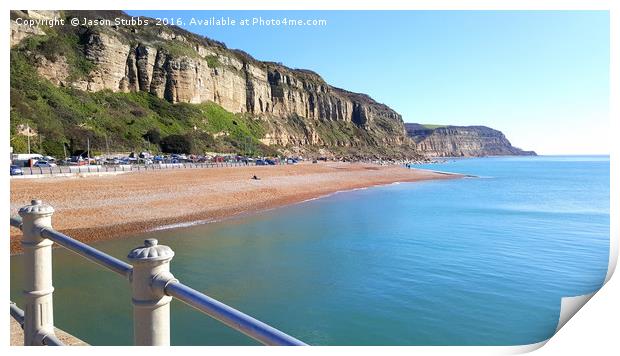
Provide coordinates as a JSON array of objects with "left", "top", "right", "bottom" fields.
[{"left": 10, "top": 162, "right": 461, "bottom": 254}]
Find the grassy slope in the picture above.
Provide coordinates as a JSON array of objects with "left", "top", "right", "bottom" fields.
[
  {"left": 421, "top": 124, "right": 447, "bottom": 130},
  {"left": 10, "top": 44, "right": 271, "bottom": 158}
]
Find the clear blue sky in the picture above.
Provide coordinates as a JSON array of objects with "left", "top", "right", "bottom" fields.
[{"left": 127, "top": 10, "right": 609, "bottom": 155}]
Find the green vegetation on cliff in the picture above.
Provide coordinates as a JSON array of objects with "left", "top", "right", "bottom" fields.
[
  {"left": 20, "top": 30, "right": 94, "bottom": 81},
  {"left": 10, "top": 48, "right": 272, "bottom": 158},
  {"left": 421, "top": 124, "right": 447, "bottom": 130}
]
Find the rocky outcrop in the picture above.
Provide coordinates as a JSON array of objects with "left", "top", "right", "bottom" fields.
[
  {"left": 10, "top": 21, "right": 44, "bottom": 47},
  {"left": 406, "top": 123, "right": 536, "bottom": 157},
  {"left": 9, "top": 10, "right": 58, "bottom": 47}
]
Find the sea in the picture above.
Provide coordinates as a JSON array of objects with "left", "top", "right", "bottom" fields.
[{"left": 9, "top": 155, "right": 610, "bottom": 345}]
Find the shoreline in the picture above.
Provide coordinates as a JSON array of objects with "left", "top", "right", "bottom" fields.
[
  {"left": 10, "top": 162, "right": 463, "bottom": 255},
  {"left": 146, "top": 180, "right": 418, "bottom": 233}
]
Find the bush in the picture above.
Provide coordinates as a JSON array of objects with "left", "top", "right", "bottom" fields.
[
  {"left": 143, "top": 128, "right": 161, "bottom": 145},
  {"left": 205, "top": 55, "right": 220, "bottom": 68},
  {"left": 160, "top": 134, "right": 191, "bottom": 154},
  {"left": 42, "top": 140, "right": 67, "bottom": 158}
]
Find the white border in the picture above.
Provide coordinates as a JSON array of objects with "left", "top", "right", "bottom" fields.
[{"left": 2, "top": 1, "right": 617, "bottom": 355}]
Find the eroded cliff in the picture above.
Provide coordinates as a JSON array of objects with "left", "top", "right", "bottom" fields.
[
  {"left": 10, "top": 10, "right": 412, "bottom": 158},
  {"left": 405, "top": 123, "right": 536, "bottom": 157}
]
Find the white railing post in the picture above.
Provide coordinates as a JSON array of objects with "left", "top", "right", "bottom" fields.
[
  {"left": 128, "top": 238, "right": 176, "bottom": 346},
  {"left": 18, "top": 199, "right": 56, "bottom": 345}
]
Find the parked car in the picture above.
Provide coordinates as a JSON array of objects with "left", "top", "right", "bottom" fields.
[
  {"left": 10, "top": 165, "right": 23, "bottom": 176},
  {"left": 172, "top": 154, "right": 188, "bottom": 161},
  {"left": 69, "top": 156, "right": 87, "bottom": 166},
  {"left": 265, "top": 159, "right": 276, "bottom": 165},
  {"left": 105, "top": 158, "right": 121, "bottom": 165},
  {"left": 255, "top": 159, "right": 266, "bottom": 166},
  {"left": 33, "top": 161, "right": 57, "bottom": 168}
]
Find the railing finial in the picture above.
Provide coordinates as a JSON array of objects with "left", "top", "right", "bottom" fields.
[
  {"left": 128, "top": 239, "right": 174, "bottom": 262},
  {"left": 19, "top": 199, "right": 54, "bottom": 217}
]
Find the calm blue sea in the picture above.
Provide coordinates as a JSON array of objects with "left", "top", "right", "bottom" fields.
[{"left": 9, "top": 155, "right": 610, "bottom": 345}]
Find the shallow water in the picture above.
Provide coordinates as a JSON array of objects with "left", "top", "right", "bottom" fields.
[{"left": 10, "top": 155, "right": 609, "bottom": 345}]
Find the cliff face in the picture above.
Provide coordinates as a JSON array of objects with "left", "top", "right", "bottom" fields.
[
  {"left": 10, "top": 10, "right": 410, "bottom": 157},
  {"left": 11, "top": 10, "right": 536, "bottom": 159},
  {"left": 406, "top": 124, "right": 536, "bottom": 157}
]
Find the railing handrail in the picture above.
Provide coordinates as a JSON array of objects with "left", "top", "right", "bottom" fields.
[
  {"left": 40, "top": 332, "right": 64, "bottom": 346},
  {"left": 10, "top": 216, "right": 22, "bottom": 229},
  {"left": 39, "top": 227, "right": 133, "bottom": 279},
  {"left": 10, "top": 212, "right": 307, "bottom": 346},
  {"left": 10, "top": 301, "right": 25, "bottom": 327},
  {"left": 165, "top": 281, "right": 306, "bottom": 346}
]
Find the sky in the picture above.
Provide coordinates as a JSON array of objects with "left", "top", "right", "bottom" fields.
[{"left": 127, "top": 10, "right": 610, "bottom": 155}]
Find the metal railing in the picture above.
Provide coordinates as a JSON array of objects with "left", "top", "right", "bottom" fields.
[
  {"left": 9, "top": 200, "right": 307, "bottom": 346},
  {"left": 12, "top": 160, "right": 289, "bottom": 177}
]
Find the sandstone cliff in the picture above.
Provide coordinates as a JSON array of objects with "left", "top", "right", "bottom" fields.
[
  {"left": 11, "top": 10, "right": 535, "bottom": 159},
  {"left": 10, "top": 10, "right": 412, "bottom": 159},
  {"left": 405, "top": 123, "right": 536, "bottom": 157}
]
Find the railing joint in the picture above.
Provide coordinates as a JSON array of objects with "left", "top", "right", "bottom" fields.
[{"left": 151, "top": 271, "right": 178, "bottom": 297}]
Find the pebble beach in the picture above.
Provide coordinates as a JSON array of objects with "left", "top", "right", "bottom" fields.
[{"left": 10, "top": 162, "right": 460, "bottom": 254}]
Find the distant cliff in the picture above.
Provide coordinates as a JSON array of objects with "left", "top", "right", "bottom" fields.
[
  {"left": 406, "top": 124, "right": 536, "bottom": 157},
  {"left": 10, "top": 10, "right": 415, "bottom": 159}
]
